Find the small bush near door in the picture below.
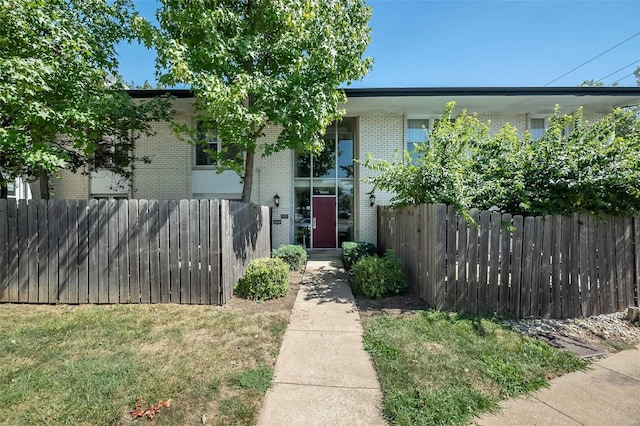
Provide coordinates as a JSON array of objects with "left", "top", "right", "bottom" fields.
[
  {"left": 272, "top": 244, "right": 308, "bottom": 270},
  {"left": 341, "top": 241, "right": 377, "bottom": 270},
  {"left": 235, "top": 258, "right": 290, "bottom": 300},
  {"left": 352, "top": 250, "right": 407, "bottom": 299}
]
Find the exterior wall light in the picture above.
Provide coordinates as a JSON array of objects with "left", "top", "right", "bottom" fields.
[
  {"left": 273, "top": 194, "right": 280, "bottom": 207},
  {"left": 369, "top": 193, "right": 376, "bottom": 207}
]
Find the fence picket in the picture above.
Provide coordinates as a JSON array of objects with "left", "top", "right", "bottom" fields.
[
  {"left": 168, "top": 200, "right": 180, "bottom": 303},
  {"left": 521, "top": 217, "right": 535, "bottom": 317},
  {"left": 66, "top": 200, "right": 78, "bottom": 304},
  {"left": 18, "top": 200, "right": 29, "bottom": 302},
  {"left": 37, "top": 201, "right": 49, "bottom": 303},
  {"left": 569, "top": 214, "right": 581, "bottom": 318},
  {"left": 189, "top": 200, "right": 201, "bottom": 304},
  {"left": 27, "top": 200, "right": 38, "bottom": 303},
  {"left": 478, "top": 210, "right": 490, "bottom": 315},
  {"left": 552, "top": 215, "right": 563, "bottom": 318},
  {"left": 87, "top": 200, "right": 99, "bottom": 303},
  {"left": 467, "top": 209, "right": 480, "bottom": 314},
  {"left": 456, "top": 214, "right": 468, "bottom": 312},
  {"left": 0, "top": 200, "right": 7, "bottom": 302},
  {"left": 158, "top": 200, "right": 170, "bottom": 303},
  {"left": 511, "top": 216, "right": 524, "bottom": 318},
  {"left": 117, "top": 201, "right": 129, "bottom": 304},
  {"left": 446, "top": 206, "right": 457, "bottom": 310},
  {"left": 499, "top": 214, "right": 512, "bottom": 315},
  {"left": 148, "top": 200, "right": 161, "bottom": 303},
  {"left": 77, "top": 201, "right": 89, "bottom": 304},
  {"left": 179, "top": 200, "right": 190, "bottom": 303},
  {"left": 561, "top": 215, "right": 572, "bottom": 318},
  {"left": 488, "top": 212, "right": 501, "bottom": 314}
]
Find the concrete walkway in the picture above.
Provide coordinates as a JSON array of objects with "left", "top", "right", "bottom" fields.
[
  {"left": 257, "top": 256, "right": 386, "bottom": 426},
  {"left": 475, "top": 344, "right": 640, "bottom": 426}
]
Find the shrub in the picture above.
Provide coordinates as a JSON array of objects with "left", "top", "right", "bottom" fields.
[
  {"left": 234, "top": 258, "right": 289, "bottom": 301},
  {"left": 342, "top": 241, "right": 377, "bottom": 270},
  {"left": 272, "top": 244, "right": 307, "bottom": 270},
  {"left": 352, "top": 250, "right": 407, "bottom": 299}
]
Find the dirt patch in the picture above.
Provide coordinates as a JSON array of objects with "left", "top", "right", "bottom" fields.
[
  {"left": 355, "top": 292, "right": 429, "bottom": 319},
  {"left": 224, "top": 269, "right": 304, "bottom": 315}
]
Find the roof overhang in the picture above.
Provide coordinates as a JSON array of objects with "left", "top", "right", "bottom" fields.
[
  {"left": 128, "top": 87, "right": 640, "bottom": 116},
  {"left": 341, "top": 87, "right": 640, "bottom": 116}
]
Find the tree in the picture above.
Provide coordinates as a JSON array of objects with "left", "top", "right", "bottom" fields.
[
  {"left": 0, "top": 0, "right": 173, "bottom": 198},
  {"left": 152, "top": 0, "right": 372, "bottom": 202}
]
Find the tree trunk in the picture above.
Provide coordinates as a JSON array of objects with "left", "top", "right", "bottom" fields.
[
  {"left": 38, "top": 168, "right": 50, "bottom": 200},
  {"left": 241, "top": 150, "right": 255, "bottom": 203},
  {"left": 0, "top": 172, "right": 7, "bottom": 199}
]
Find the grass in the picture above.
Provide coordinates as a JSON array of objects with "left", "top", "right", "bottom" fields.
[
  {"left": 0, "top": 303, "right": 289, "bottom": 425},
  {"left": 362, "top": 310, "right": 587, "bottom": 426}
]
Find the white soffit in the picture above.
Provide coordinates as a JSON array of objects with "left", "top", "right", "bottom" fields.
[{"left": 342, "top": 94, "right": 640, "bottom": 116}]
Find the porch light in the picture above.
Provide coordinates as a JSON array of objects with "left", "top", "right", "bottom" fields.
[
  {"left": 273, "top": 194, "right": 280, "bottom": 207},
  {"left": 369, "top": 193, "right": 376, "bottom": 207}
]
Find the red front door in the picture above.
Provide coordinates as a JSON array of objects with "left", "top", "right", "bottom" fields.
[{"left": 312, "top": 197, "right": 336, "bottom": 248}]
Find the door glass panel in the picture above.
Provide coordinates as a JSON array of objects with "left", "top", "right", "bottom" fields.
[
  {"left": 294, "top": 185, "right": 311, "bottom": 248},
  {"left": 338, "top": 180, "right": 354, "bottom": 245},
  {"left": 338, "top": 118, "right": 355, "bottom": 178},
  {"left": 314, "top": 138, "right": 336, "bottom": 178},
  {"left": 295, "top": 152, "right": 311, "bottom": 177},
  {"left": 312, "top": 179, "right": 336, "bottom": 195}
]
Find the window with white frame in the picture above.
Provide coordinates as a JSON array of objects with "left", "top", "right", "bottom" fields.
[
  {"left": 406, "top": 118, "right": 430, "bottom": 161},
  {"left": 529, "top": 118, "right": 547, "bottom": 140},
  {"left": 194, "top": 122, "right": 243, "bottom": 168},
  {"left": 6, "top": 181, "right": 16, "bottom": 198}
]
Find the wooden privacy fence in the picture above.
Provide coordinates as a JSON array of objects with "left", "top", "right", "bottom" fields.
[
  {"left": 0, "top": 199, "right": 270, "bottom": 306},
  {"left": 378, "top": 204, "right": 640, "bottom": 319}
]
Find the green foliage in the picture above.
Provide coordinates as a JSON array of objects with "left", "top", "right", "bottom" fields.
[
  {"left": 365, "top": 102, "right": 640, "bottom": 217},
  {"left": 341, "top": 241, "right": 377, "bottom": 270},
  {"left": 272, "top": 244, "right": 307, "bottom": 270},
  {"left": 151, "top": 0, "right": 372, "bottom": 200},
  {"left": 238, "top": 367, "right": 273, "bottom": 393},
  {"left": 0, "top": 0, "right": 173, "bottom": 191},
  {"left": 362, "top": 310, "right": 586, "bottom": 425},
  {"left": 234, "top": 258, "right": 290, "bottom": 301},
  {"left": 363, "top": 102, "right": 486, "bottom": 219},
  {"left": 352, "top": 251, "right": 407, "bottom": 299}
]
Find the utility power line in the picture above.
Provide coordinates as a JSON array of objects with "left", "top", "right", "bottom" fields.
[
  {"left": 597, "top": 59, "right": 640, "bottom": 83},
  {"left": 612, "top": 71, "right": 638, "bottom": 85},
  {"left": 544, "top": 32, "right": 640, "bottom": 86}
]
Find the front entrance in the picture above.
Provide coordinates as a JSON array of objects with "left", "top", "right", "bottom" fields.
[
  {"left": 294, "top": 117, "right": 356, "bottom": 249},
  {"left": 312, "top": 196, "right": 336, "bottom": 248}
]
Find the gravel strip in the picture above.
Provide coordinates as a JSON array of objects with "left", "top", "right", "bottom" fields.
[{"left": 503, "top": 311, "right": 640, "bottom": 349}]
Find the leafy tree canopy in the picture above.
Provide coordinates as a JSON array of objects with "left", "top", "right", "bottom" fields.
[
  {"left": 364, "top": 102, "right": 640, "bottom": 218},
  {"left": 0, "top": 0, "right": 173, "bottom": 197},
  {"left": 150, "top": 0, "right": 372, "bottom": 201}
]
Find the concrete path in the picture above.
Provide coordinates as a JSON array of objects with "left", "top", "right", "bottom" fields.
[
  {"left": 257, "top": 257, "right": 386, "bottom": 426},
  {"left": 474, "top": 344, "right": 640, "bottom": 426}
]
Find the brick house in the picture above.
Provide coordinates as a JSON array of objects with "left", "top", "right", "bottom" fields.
[{"left": 15, "top": 86, "right": 640, "bottom": 249}]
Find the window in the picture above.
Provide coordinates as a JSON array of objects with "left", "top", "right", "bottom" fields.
[
  {"left": 406, "top": 118, "right": 429, "bottom": 161},
  {"left": 194, "top": 122, "right": 243, "bottom": 167},
  {"left": 93, "top": 195, "right": 128, "bottom": 200},
  {"left": 92, "top": 136, "right": 131, "bottom": 169},
  {"left": 530, "top": 118, "right": 546, "bottom": 140},
  {"left": 6, "top": 181, "right": 16, "bottom": 198}
]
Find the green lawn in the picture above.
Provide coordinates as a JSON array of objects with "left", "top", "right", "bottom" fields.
[
  {"left": 0, "top": 304, "right": 289, "bottom": 425},
  {"left": 362, "top": 310, "right": 586, "bottom": 426}
]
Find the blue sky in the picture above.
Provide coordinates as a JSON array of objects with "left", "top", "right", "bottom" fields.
[{"left": 118, "top": 0, "right": 640, "bottom": 88}]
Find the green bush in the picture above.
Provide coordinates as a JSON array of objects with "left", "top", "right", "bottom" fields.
[
  {"left": 352, "top": 250, "right": 407, "bottom": 299},
  {"left": 234, "top": 258, "right": 290, "bottom": 301},
  {"left": 272, "top": 244, "right": 307, "bottom": 270},
  {"left": 342, "top": 241, "right": 377, "bottom": 270}
]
